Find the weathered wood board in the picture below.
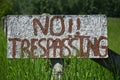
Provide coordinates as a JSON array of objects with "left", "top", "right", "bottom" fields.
[{"left": 5, "top": 15, "right": 108, "bottom": 58}]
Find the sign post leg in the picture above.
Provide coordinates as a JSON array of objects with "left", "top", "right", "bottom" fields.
[{"left": 50, "top": 59, "right": 64, "bottom": 80}]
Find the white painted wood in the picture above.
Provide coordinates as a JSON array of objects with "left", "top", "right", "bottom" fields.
[{"left": 6, "top": 15, "right": 108, "bottom": 58}]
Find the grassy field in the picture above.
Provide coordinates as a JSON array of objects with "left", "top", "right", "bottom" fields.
[
  {"left": 0, "top": 18, "right": 120, "bottom": 80},
  {"left": 108, "top": 18, "right": 120, "bottom": 54}
]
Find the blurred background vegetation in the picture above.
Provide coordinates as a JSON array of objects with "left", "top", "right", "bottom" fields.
[{"left": 0, "top": 0, "right": 120, "bottom": 18}]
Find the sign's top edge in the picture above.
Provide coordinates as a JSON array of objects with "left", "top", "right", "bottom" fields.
[{"left": 6, "top": 14, "right": 106, "bottom": 17}]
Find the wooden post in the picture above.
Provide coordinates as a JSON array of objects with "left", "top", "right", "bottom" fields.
[{"left": 50, "top": 59, "right": 64, "bottom": 80}]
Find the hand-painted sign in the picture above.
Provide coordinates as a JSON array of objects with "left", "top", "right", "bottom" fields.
[{"left": 6, "top": 15, "right": 108, "bottom": 58}]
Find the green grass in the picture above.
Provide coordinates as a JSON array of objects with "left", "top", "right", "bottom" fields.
[
  {"left": 0, "top": 18, "right": 120, "bottom": 80},
  {"left": 108, "top": 18, "right": 120, "bottom": 54}
]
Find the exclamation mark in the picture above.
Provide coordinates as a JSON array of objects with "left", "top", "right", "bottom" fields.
[
  {"left": 68, "top": 19, "right": 73, "bottom": 33},
  {"left": 77, "top": 18, "right": 80, "bottom": 30},
  {"left": 68, "top": 18, "right": 81, "bottom": 33}
]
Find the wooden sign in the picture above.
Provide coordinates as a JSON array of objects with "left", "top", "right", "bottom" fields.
[{"left": 6, "top": 15, "right": 108, "bottom": 58}]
